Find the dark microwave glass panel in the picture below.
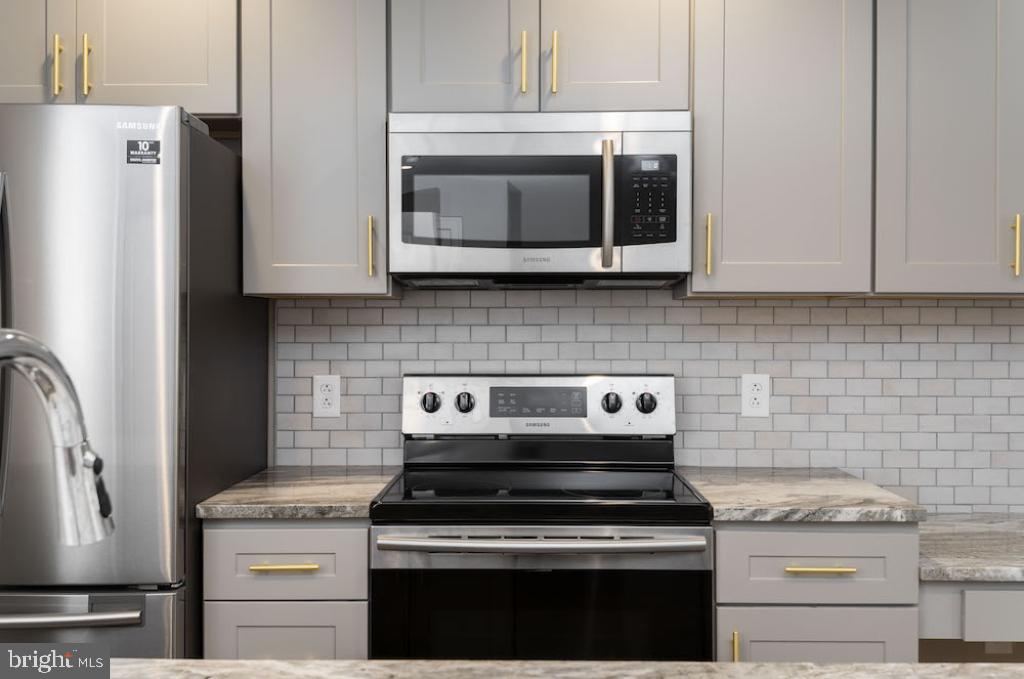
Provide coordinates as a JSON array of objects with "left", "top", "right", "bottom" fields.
[
  {"left": 489, "top": 387, "right": 587, "bottom": 418},
  {"left": 401, "top": 155, "right": 602, "bottom": 249}
]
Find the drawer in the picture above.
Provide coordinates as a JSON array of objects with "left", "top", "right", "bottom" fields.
[
  {"left": 204, "top": 525, "right": 367, "bottom": 601},
  {"left": 716, "top": 525, "right": 918, "bottom": 605},
  {"left": 716, "top": 605, "right": 918, "bottom": 663},
  {"left": 205, "top": 601, "right": 367, "bottom": 659},
  {"left": 963, "top": 590, "right": 1024, "bottom": 642}
]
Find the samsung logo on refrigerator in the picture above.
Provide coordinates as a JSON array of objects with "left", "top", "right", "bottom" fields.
[{"left": 116, "top": 121, "right": 158, "bottom": 130}]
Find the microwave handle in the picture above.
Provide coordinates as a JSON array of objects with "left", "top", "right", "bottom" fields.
[{"left": 601, "top": 139, "right": 615, "bottom": 268}]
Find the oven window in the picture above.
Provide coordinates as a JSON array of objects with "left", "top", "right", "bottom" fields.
[
  {"left": 401, "top": 156, "right": 602, "bottom": 248},
  {"left": 371, "top": 569, "right": 712, "bottom": 660}
]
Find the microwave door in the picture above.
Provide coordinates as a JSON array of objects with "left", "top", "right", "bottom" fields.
[{"left": 389, "top": 132, "right": 622, "bottom": 275}]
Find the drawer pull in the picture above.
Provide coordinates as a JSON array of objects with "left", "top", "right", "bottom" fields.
[
  {"left": 784, "top": 566, "right": 857, "bottom": 575},
  {"left": 248, "top": 563, "right": 320, "bottom": 573}
]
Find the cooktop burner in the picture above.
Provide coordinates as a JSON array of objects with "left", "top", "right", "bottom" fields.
[{"left": 371, "top": 466, "right": 711, "bottom": 525}]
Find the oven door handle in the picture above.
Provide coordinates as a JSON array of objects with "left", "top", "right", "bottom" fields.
[
  {"left": 376, "top": 535, "right": 707, "bottom": 554},
  {"left": 601, "top": 138, "right": 615, "bottom": 269}
]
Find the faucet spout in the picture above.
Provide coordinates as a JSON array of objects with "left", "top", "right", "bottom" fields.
[{"left": 0, "top": 329, "right": 113, "bottom": 546}]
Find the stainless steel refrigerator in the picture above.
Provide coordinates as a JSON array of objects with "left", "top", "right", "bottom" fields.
[{"left": 0, "top": 105, "right": 268, "bottom": 657}]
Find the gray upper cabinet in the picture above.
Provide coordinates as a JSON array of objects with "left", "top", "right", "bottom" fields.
[
  {"left": 539, "top": 0, "right": 689, "bottom": 111},
  {"left": 0, "top": 0, "right": 74, "bottom": 104},
  {"left": 390, "top": 0, "right": 540, "bottom": 112},
  {"left": 390, "top": 0, "right": 689, "bottom": 113},
  {"left": 691, "top": 0, "right": 873, "bottom": 294},
  {"left": 0, "top": 0, "right": 236, "bottom": 113},
  {"left": 242, "top": 0, "right": 388, "bottom": 296},
  {"left": 75, "top": 0, "right": 238, "bottom": 113},
  {"left": 876, "top": 0, "right": 1024, "bottom": 294}
]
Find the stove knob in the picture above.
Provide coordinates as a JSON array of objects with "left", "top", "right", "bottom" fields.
[
  {"left": 636, "top": 392, "right": 658, "bottom": 414},
  {"left": 421, "top": 391, "right": 442, "bottom": 413},
  {"left": 455, "top": 391, "right": 476, "bottom": 413},
  {"left": 601, "top": 392, "right": 622, "bottom": 414}
]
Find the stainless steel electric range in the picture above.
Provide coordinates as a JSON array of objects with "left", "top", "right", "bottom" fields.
[{"left": 369, "top": 375, "right": 713, "bottom": 661}]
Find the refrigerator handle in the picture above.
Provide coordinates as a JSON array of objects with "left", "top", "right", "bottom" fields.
[
  {"left": 0, "top": 609, "right": 143, "bottom": 630},
  {"left": 0, "top": 174, "right": 10, "bottom": 516}
]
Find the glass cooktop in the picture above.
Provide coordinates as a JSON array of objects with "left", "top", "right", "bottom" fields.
[{"left": 370, "top": 466, "right": 712, "bottom": 525}]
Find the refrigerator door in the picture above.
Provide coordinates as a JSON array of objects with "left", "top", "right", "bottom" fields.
[
  {"left": 0, "top": 105, "right": 182, "bottom": 586},
  {"left": 0, "top": 590, "right": 184, "bottom": 657}
]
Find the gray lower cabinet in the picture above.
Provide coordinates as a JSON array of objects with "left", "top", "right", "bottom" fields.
[
  {"left": 241, "top": 0, "right": 389, "bottom": 295},
  {"left": 875, "top": 0, "right": 1024, "bottom": 293},
  {"left": 205, "top": 601, "right": 368, "bottom": 660},
  {"left": 538, "top": 0, "right": 689, "bottom": 112},
  {"left": 715, "top": 523, "right": 920, "bottom": 663},
  {"left": 389, "top": 0, "right": 540, "bottom": 112},
  {"left": 691, "top": 0, "right": 873, "bottom": 294},
  {"left": 0, "top": 0, "right": 73, "bottom": 104},
  {"left": 717, "top": 606, "right": 919, "bottom": 663},
  {"left": 203, "top": 521, "right": 369, "bottom": 660},
  {"left": 921, "top": 582, "right": 1024, "bottom": 642}
]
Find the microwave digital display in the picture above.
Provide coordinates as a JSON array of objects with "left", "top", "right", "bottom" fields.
[{"left": 640, "top": 159, "right": 661, "bottom": 172}]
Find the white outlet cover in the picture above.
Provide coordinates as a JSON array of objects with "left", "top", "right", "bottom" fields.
[
  {"left": 313, "top": 374, "right": 341, "bottom": 418},
  {"left": 741, "top": 374, "right": 770, "bottom": 418}
]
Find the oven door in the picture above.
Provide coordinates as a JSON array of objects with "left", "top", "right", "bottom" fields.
[
  {"left": 369, "top": 525, "right": 713, "bottom": 661},
  {"left": 388, "top": 132, "right": 622, "bottom": 275}
]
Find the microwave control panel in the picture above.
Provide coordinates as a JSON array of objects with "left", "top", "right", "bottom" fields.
[{"left": 617, "top": 155, "right": 677, "bottom": 244}]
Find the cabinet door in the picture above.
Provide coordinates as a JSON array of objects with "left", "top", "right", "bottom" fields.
[
  {"left": 717, "top": 606, "right": 918, "bottom": 663},
  {"left": 0, "top": 0, "right": 74, "bottom": 103},
  {"left": 205, "top": 601, "right": 368, "bottom": 659},
  {"left": 390, "top": 0, "right": 540, "bottom": 112},
  {"left": 691, "top": 0, "right": 872, "bottom": 293},
  {"left": 876, "top": 0, "right": 1024, "bottom": 293},
  {"left": 539, "top": 0, "right": 689, "bottom": 112},
  {"left": 74, "top": 0, "right": 237, "bottom": 113},
  {"left": 242, "top": 0, "right": 388, "bottom": 295}
]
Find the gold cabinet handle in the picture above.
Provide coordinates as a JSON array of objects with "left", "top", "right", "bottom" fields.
[
  {"left": 248, "top": 563, "right": 320, "bottom": 573},
  {"left": 784, "top": 566, "right": 858, "bottom": 575},
  {"left": 52, "top": 34, "right": 64, "bottom": 97},
  {"left": 551, "top": 30, "right": 558, "bottom": 94},
  {"left": 1011, "top": 213, "right": 1021, "bottom": 277},
  {"left": 520, "top": 30, "right": 528, "bottom": 94},
  {"left": 367, "top": 215, "right": 375, "bottom": 278},
  {"left": 731, "top": 630, "right": 740, "bottom": 662},
  {"left": 705, "top": 213, "right": 713, "bottom": 276},
  {"left": 82, "top": 33, "right": 93, "bottom": 96}
]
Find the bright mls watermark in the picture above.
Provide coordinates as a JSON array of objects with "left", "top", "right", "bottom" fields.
[{"left": 1, "top": 644, "right": 108, "bottom": 678}]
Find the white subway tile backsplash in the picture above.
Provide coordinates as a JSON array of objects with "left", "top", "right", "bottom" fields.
[{"left": 273, "top": 295, "right": 1024, "bottom": 512}]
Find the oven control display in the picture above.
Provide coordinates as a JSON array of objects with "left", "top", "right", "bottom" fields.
[{"left": 489, "top": 387, "right": 587, "bottom": 418}]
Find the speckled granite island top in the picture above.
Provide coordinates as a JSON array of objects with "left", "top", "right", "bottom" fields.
[
  {"left": 110, "top": 659, "right": 1024, "bottom": 679},
  {"left": 681, "top": 467, "right": 925, "bottom": 522},
  {"left": 197, "top": 466, "right": 925, "bottom": 522},
  {"left": 920, "top": 513, "right": 1024, "bottom": 582},
  {"left": 196, "top": 467, "right": 399, "bottom": 520}
]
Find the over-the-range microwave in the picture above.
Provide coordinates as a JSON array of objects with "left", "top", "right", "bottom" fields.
[{"left": 388, "top": 112, "right": 692, "bottom": 289}]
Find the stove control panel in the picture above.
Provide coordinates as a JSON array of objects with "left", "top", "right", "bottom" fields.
[{"left": 403, "top": 375, "right": 675, "bottom": 436}]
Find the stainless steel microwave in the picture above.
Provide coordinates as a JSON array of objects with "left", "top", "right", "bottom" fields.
[{"left": 388, "top": 112, "right": 692, "bottom": 289}]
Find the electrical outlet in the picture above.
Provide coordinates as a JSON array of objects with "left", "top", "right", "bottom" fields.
[
  {"left": 313, "top": 375, "right": 341, "bottom": 418},
  {"left": 741, "top": 374, "right": 770, "bottom": 418}
]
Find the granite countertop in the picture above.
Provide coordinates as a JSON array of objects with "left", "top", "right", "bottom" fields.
[
  {"left": 196, "top": 467, "right": 399, "bottom": 520},
  {"left": 110, "top": 659, "right": 1024, "bottom": 679},
  {"left": 682, "top": 467, "right": 926, "bottom": 522},
  {"left": 919, "top": 513, "right": 1024, "bottom": 582},
  {"left": 198, "top": 466, "right": 924, "bottom": 523}
]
